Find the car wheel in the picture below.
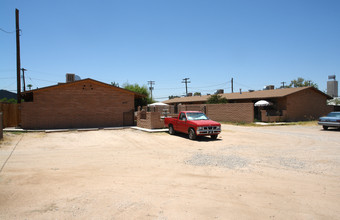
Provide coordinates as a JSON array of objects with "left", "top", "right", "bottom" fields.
[
  {"left": 323, "top": 126, "right": 328, "bottom": 130},
  {"left": 188, "top": 128, "right": 197, "bottom": 140},
  {"left": 211, "top": 135, "right": 218, "bottom": 140},
  {"left": 169, "top": 125, "right": 176, "bottom": 135}
]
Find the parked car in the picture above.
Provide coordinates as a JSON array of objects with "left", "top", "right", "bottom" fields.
[
  {"left": 318, "top": 112, "right": 340, "bottom": 130},
  {"left": 164, "top": 111, "right": 221, "bottom": 140}
]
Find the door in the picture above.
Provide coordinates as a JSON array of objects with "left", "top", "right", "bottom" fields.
[{"left": 176, "top": 112, "right": 188, "bottom": 133}]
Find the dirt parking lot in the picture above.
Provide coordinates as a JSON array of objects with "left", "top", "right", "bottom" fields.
[{"left": 0, "top": 124, "right": 339, "bottom": 219}]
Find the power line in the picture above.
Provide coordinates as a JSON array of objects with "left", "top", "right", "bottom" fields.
[
  {"left": 28, "top": 77, "right": 58, "bottom": 83},
  {"left": 154, "top": 87, "right": 184, "bottom": 90},
  {"left": 188, "top": 82, "right": 228, "bottom": 89},
  {"left": 154, "top": 81, "right": 231, "bottom": 91},
  {"left": 0, "top": 27, "right": 16, "bottom": 34},
  {"left": 0, "top": 77, "right": 16, "bottom": 79},
  {"left": 234, "top": 81, "right": 253, "bottom": 89}
]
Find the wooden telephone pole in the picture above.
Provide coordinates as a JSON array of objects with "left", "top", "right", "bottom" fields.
[
  {"left": 182, "top": 78, "right": 190, "bottom": 96},
  {"left": 16, "top": 8, "right": 21, "bottom": 103},
  {"left": 21, "top": 68, "right": 27, "bottom": 92},
  {"left": 147, "top": 81, "right": 155, "bottom": 100}
]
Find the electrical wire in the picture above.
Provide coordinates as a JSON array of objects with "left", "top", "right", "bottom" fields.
[
  {"left": 1, "top": 81, "right": 16, "bottom": 89},
  {"left": 0, "top": 77, "right": 16, "bottom": 79},
  {"left": 0, "top": 28, "right": 16, "bottom": 34},
  {"left": 234, "top": 82, "right": 253, "bottom": 89},
  {"left": 154, "top": 81, "right": 231, "bottom": 91},
  {"left": 189, "top": 81, "right": 231, "bottom": 89},
  {"left": 29, "top": 77, "right": 58, "bottom": 83},
  {"left": 154, "top": 87, "right": 184, "bottom": 90}
]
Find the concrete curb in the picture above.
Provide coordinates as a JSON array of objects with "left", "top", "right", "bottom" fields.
[
  {"left": 131, "top": 126, "right": 169, "bottom": 133},
  {"left": 4, "top": 126, "right": 134, "bottom": 133}
]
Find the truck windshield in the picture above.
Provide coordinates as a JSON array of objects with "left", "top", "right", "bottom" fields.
[{"left": 186, "top": 112, "right": 209, "bottom": 121}]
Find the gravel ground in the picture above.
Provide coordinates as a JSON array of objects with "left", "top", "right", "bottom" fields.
[
  {"left": 0, "top": 124, "right": 339, "bottom": 219},
  {"left": 185, "top": 153, "right": 250, "bottom": 169}
]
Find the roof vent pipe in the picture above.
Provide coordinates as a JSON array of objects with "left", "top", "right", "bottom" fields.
[{"left": 240, "top": 89, "right": 242, "bottom": 94}]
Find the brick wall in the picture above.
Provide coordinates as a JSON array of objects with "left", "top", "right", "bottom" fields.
[
  {"left": 261, "top": 110, "right": 287, "bottom": 122},
  {"left": 171, "top": 103, "right": 253, "bottom": 123},
  {"left": 0, "top": 112, "right": 3, "bottom": 139},
  {"left": 137, "top": 103, "right": 254, "bottom": 127},
  {"left": 286, "top": 89, "right": 333, "bottom": 121},
  {"left": 136, "top": 111, "right": 164, "bottom": 129},
  {"left": 206, "top": 103, "right": 254, "bottom": 123},
  {"left": 178, "top": 104, "right": 206, "bottom": 113},
  {"left": 21, "top": 81, "right": 135, "bottom": 129}
]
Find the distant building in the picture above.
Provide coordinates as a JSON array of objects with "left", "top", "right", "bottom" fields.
[
  {"left": 163, "top": 87, "right": 332, "bottom": 122},
  {"left": 327, "top": 75, "right": 338, "bottom": 97}
]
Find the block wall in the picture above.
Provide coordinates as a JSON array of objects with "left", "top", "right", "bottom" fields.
[
  {"left": 286, "top": 90, "right": 333, "bottom": 121},
  {"left": 206, "top": 103, "right": 254, "bottom": 123},
  {"left": 21, "top": 82, "right": 135, "bottom": 129},
  {"left": 136, "top": 111, "right": 164, "bottom": 129}
]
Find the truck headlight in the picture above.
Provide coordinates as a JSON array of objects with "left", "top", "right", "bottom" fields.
[{"left": 198, "top": 127, "right": 204, "bottom": 131}]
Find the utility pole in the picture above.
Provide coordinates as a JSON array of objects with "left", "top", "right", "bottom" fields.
[
  {"left": 16, "top": 8, "right": 21, "bottom": 103},
  {"left": 21, "top": 68, "right": 27, "bottom": 92},
  {"left": 147, "top": 81, "right": 155, "bottom": 100},
  {"left": 281, "top": 81, "right": 286, "bottom": 88},
  {"left": 182, "top": 78, "right": 191, "bottom": 96},
  {"left": 231, "top": 77, "right": 234, "bottom": 93}
]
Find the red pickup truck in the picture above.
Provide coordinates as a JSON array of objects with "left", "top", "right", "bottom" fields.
[{"left": 164, "top": 111, "right": 221, "bottom": 140}]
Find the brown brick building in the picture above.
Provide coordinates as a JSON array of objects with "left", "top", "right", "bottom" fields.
[
  {"left": 21, "top": 78, "right": 143, "bottom": 129},
  {"left": 164, "top": 87, "right": 332, "bottom": 122}
]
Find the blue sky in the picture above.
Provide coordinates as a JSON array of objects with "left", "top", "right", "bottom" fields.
[{"left": 1, "top": 0, "right": 339, "bottom": 100}]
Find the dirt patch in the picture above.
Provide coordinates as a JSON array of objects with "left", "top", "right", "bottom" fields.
[{"left": 0, "top": 125, "right": 339, "bottom": 219}]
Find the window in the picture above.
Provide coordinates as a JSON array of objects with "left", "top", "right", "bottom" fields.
[
  {"left": 23, "top": 92, "right": 34, "bottom": 102},
  {"left": 179, "top": 113, "right": 186, "bottom": 121},
  {"left": 186, "top": 112, "right": 209, "bottom": 120}
]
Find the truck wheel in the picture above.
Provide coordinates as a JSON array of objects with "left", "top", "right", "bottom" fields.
[
  {"left": 323, "top": 126, "right": 328, "bottom": 130},
  {"left": 211, "top": 135, "right": 218, "bottom": 140},
  {"left": 169, "top": 125, "right": 176, "bottom": 135},
  {"left": 188, "top": 128, "right": 197, "bottom": 140}
]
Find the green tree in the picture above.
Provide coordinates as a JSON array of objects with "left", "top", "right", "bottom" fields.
[
  {"left": 0, "top": 98, "right": 17, "bottom": 103},
  {"left": 289, "top": 77, "right": 318, "bottom": 88},
  {"left": 111, "top": 82, "right": 119, "bottom": 87},
  {"left": 168, "top": 95, "right": 180, "bottom": 99},
  {"left": 122, "top": 83, "right": 154, "bottom": 108},
  {"left": 207, "top": 94, "right": 228, "bottom": 104},
  {"left": 194, "top": 92, "right": 201, "bottom": 96},
  {"left": 27, "top": 84, "right": 33, "bottom": 90}
]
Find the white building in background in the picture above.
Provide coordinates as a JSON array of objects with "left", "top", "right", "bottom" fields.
[{"left": 327, "top": 75, "right": 338, "bottom": 98}]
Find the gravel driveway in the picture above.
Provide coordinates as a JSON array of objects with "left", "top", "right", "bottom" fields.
[{"left": 0, "top": 124, "right": 339, "bottom": 219}]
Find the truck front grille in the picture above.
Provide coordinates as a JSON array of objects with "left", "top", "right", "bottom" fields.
[{"left": 197, "top": 126, "right": 221, "bottom": 134}]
